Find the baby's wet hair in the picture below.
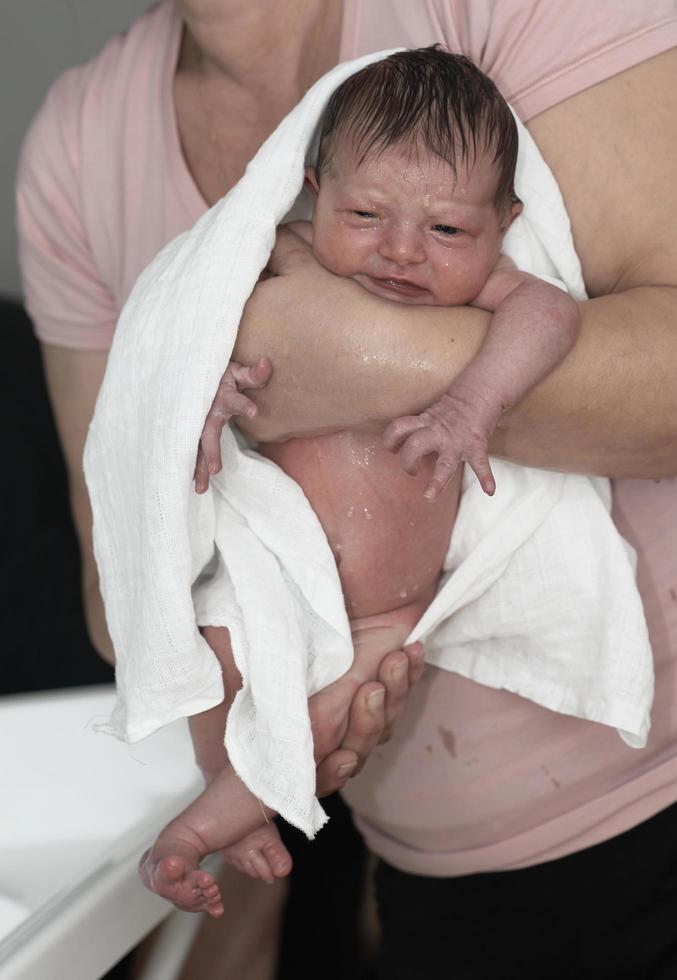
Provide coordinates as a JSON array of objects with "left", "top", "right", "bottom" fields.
[{"left": 316, "top": 47, "right": 519, "bottom": 211}]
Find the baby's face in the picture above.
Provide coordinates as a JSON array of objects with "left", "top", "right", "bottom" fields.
[{"left": 308, "top": 139, "right": 520, "bottom": 306}]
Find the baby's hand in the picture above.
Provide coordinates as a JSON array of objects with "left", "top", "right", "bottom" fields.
[
  {"left": 383, "top": 389, "right": 497, "bottom": 502},
  {"left": 194, "top": 357, "right": 273, "bottom": 494}
]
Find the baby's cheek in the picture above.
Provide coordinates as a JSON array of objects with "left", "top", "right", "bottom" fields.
[
  {"left": 439, "top": 254, "right": 495, "bottom": 305},
  {"left": 312, "top": 233, "right": 357, "bottom": 279}
]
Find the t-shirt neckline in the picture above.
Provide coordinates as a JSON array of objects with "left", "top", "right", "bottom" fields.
[{"left": 162, "top": 0, "right": 354, "bottom": 222}]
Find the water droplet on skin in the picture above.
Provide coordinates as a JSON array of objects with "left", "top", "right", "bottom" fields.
[
  {"left": 399, "top": 588, "right": 408, "bottom": 599},
  {"left": 346, "top": 506, "right": 354, "bottom": 518},
  {"left": 363, "top": 507, "right": 373, "bottom": 521}
]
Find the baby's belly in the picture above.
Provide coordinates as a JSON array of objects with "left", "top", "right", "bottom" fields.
[{"left": 260, "top": 432, "right": 462, "bottom": 619}]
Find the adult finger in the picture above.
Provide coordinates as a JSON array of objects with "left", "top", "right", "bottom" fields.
[
  {"left": 338, "top": 682, "right": 387, "bottom": 775},
  {"left": 315, "top": 681, "right": 386, "bottom": 793},
  {"left": 377, "top": 642, "right": 425, "bottom": 742},
  {"left": 315, "top": 748, "right": 360, "bottom": 797},
  {"left": 375, "top": 649, "right": 409, "bottom": 743},
  {"left": 404, "top": 641, "right": 426, "bottom": 688}
]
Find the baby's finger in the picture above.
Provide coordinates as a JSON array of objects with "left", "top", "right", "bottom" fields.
[
  {"left": 194, "top": 445, "right": 211, "bottom": 494},
  {"left": 423, "top": 455, "right": 460, "bottom": 502},
  {"left": 199, "top": 417, "right": 226, "bottom": 473},
  {"left": 230, "top": 356, "right": 273, "bottom": 390},
  {"left": 224, "top": 391, "right": 258, "bottom": 421},
  {"left": 382, "top": 415, "right": 426, "bottom": 453},
  {"left": 398, "top": 428, "right": 438, "bottom": 476},
  {"left": 468, "top": 451, "right": 496, "bottom": 496}
]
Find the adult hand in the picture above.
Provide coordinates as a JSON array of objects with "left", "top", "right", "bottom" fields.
[{"left": 314, "top": 641, "right": 425, "bottom": 797}]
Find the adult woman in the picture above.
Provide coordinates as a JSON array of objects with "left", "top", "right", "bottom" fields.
[{"left": 18, "top": 1, "right": 677, "bottom": 976}]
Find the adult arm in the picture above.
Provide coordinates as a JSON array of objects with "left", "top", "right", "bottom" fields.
[
  {"left": 235, "top": 49, "right": 677, "bottom": 479},
  {"left": 40, "top": 343, "right": 115, "bottom": 663}
]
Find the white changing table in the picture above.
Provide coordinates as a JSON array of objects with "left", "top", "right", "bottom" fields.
[{"left": 0, "top": 685, "right": 210, "bottom": 980}]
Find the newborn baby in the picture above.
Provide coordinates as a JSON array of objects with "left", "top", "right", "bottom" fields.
[{"left": 140, "top": 48, "right": 579, "bottom": 915}]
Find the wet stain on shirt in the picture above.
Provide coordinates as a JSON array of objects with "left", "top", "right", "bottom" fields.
[{"left": 437, "top": 724, "right": 457, "bottom": 758}]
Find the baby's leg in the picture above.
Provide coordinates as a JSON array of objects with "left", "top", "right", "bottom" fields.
[
  {"left": 140, "top": 626, "right": 288, "bottom": 910},
  {"left": 139, "top": 756, "right": 277, "bottom": 915},
  {"left": 187, "top": 626, "right": 241, "bottom": 783}
]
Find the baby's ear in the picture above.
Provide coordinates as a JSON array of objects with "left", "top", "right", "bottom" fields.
[
  {"left": 501, "top": 195, "right": 523, "bottom": 231},
  {"left": 305, "top": 166, "right": 320, "bottom": 195},
  {"left": 507, "top": 195, "right": 524, "bottom": 228}
]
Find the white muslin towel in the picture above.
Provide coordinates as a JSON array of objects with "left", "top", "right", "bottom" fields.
[{"left": 84, "top": 50, "right": 654, "bottom": 838}]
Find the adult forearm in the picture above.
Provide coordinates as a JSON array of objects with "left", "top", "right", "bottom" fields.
[
  {"left": 236, "top": 270, "right": 677, "bottom": 478},
  {"left": 497, "top": 286, "right": 677, "bottom": 478},
  {"left": 83, "top": 562, "right": 116, "bottom": 665},
  {"left": 234, "top": 271, "right": 488, "bottom": 439},
  {"left": 40, "top": 344, "right": 115, "bottom": 664},
  {"left": 71, "top": 480, "right": 116, "bottom": 665}
]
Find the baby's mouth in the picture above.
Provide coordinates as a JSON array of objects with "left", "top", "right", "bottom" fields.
[{"left": 367, "top": 276, "right": 426, "bottom": 297}]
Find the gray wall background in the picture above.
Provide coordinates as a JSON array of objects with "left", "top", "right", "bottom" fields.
[{"left": 1, "top": 0, "right": 153, "bottom": 300}]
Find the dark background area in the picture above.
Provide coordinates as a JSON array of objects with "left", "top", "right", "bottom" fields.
[{"left": 1, "top": 297, "right": 113, "bottom": 693}]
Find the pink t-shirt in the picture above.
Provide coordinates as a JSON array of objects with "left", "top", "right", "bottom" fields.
[{"left": 16, "top": 0, "right": 677, "bottom": 876}]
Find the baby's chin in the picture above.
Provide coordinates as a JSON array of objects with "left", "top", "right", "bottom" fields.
[{"left": 352, "top": 273, "right": 440, "bottom": 306}]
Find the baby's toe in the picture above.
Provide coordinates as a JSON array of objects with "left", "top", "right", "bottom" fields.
[
  {"left": 195, "top": 870, "right": 215, "bottom": 891},
  {"left": 201, "top": 882, "right": 221, "bottom": 901}
]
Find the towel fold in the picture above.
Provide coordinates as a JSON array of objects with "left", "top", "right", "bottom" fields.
[{"left": 84, "top": 50, "right": 653, "bottom": 838}]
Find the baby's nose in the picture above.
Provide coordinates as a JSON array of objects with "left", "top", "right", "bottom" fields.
[{"left": 378, "top": 226, "right": 426, "bottom": 265}]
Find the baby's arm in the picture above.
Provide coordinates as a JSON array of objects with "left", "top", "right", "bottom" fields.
[{"left": 384, "top": 258, "right": 580, "bottom": 499}]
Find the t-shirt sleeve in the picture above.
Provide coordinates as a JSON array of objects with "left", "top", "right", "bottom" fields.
[
  {"left": 342, "top": 1, "right": 677, "bottom": 122},
  {"left": 460, "top": 0, "right": 677, "bottom": 122},
  {"left": 16, "top": 67, "right": 117, "bottom": 350}
]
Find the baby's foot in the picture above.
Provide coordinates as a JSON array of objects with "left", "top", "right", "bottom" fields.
[
  {"left": 222, "top": 821, "right": 292, "bottom": 883},
  {"left": 139, "top": 834, "right": 224, "bottom": 917}
]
